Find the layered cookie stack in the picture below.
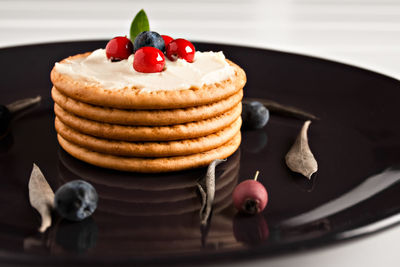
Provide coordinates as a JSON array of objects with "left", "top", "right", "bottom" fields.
[{"left": 50, "top": 49, "right": 246, "bottom": 172}]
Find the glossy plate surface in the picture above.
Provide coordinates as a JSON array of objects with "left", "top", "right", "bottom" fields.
[{"left": 0, "top": 41, "right": 400, "bottom": 266}]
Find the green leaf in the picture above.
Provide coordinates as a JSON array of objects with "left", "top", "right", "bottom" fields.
[{"left": 130, "top": 9, "right": 150, "bottom": 42}]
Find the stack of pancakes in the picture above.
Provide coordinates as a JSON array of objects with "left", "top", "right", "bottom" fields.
[{"left": 50, "top": 52, "right": 246, "bottom": 172}]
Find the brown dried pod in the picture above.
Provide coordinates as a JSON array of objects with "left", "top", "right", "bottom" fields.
[
  {"left": 197, "top": 159, "right": 225, "bottom": 225},
  {"left": 28, "top": 164, "right": 55, "bottom": 233},
  {"left": 285, "top": 120, "right": 318, "bottom": 179},
  {"left": 243, "top": 98, "right": 318, "bottom": 121}
]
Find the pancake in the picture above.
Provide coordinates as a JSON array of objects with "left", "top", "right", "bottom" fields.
[
  {"left": 55, "top": 116, "right": 241, "bottom": 157},
  {"left": 57, "top": 132, "right": 241, "bottom": 173},
  {"left": 52, "top": 87, "right": 243, "bottom": 126},
  {"left": 54, "top": 102, "right": 241, "bottom": 142},
  {"left": 57, "top": 148, "right": 241, "bottom": 190},
  {"left": 50, "top": 52, "right": 246, "bottom": 109}
]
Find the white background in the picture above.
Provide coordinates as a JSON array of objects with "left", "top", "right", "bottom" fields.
[{"left": 1, "top": 0, "right": 400, "bottom": 266}]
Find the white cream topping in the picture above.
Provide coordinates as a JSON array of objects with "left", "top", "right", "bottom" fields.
[{"left": 55, "top": 49, "right": 235, "bottom": 91}]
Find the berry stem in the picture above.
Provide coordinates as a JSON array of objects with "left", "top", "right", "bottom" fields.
[{"left": 253, "top": 171, "right": 260, "bottom": 181}]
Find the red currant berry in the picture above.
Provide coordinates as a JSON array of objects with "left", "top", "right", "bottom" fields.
[
  {"left": 133, "top": 47, "right": 165, "bottom": 73},
  {"left": 105, "top": 36, "right": 133, "bottom": 61},
  {"left": 166, "top": 38, "right": 195, "bottom": 63},
  {"left": 161, "top": 35, "right": 173, "bottom": 48},
  {"left": 232, "top": 171, "right": 268, "bottom": 215}
]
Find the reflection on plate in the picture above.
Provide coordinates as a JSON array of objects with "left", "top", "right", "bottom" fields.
[{"left": 26, "top": 150, "right": 242, "bottom": 256}]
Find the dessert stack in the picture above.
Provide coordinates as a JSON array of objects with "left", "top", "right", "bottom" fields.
[
  {"left": 50, "top": 32, "right": 246, "bottom": 173},
  {"left": 51, "top": 85, "right": 243, "bottom": 173}
]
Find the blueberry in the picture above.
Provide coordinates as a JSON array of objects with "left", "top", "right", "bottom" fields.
[
  {"left": 55, "top": 180, "right": 98, "bottom": 221},
  {"left": 242, "top": 101, "right": 270, "bottom": 129},
  {"left": 134, "top": 31, "right": 165, "bottom": 52},
  {"left": 0, "top": 105, "right": 11, "bottom": 137}
]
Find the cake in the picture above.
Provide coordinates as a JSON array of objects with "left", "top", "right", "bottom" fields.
[{"left": 50, "top": 36, "right": 246, "bottom": 172}]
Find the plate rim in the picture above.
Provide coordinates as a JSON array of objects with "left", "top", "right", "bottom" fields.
[{"left": 0, "top": 40, "right": 400, "bottom": 265}]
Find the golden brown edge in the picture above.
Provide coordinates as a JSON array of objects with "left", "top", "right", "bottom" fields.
[
  {"left": 52, "top": 87, "right": 243, "bottom": 126},
  {"left": 57, "top": 132, "right": 241, "bottom": 173},
  {"left": 55, "top": 116, "right": 242, "bottom": 157},
  {"left": 54, "top": 102, "right": 242, "bottom": 141},
  {"left": 50, "top": 52, "right": 246, "bottom": 109}
]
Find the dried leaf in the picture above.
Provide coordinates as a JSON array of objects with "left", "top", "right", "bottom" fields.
[
  {"left": 28, "top": 164, "right": 55, "bottom": 233},
  {"left": 6, "top": 95, "right": 41, "bottom": 113},
  {"left": 285, "top": 120, "right": 318, "bottom": 179},
  {"left": 197, "top": 159, "right": 225, "bottom": 225}
]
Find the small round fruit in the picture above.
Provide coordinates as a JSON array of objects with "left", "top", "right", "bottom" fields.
[
  {"left": 134, "top": 31, "right": 165, "bottom": 52},
  {"left": 233, "top": 172, "right": 268, "bottom": 215},
  {"left": 55, "top": 180, "right": 98, "bottom": 221},
  {"left": 242, "top": 101, "right": 270, "bottom": 129},
  {"left": 105, "top": 36, "right": 133, "bottom": 61},
  {"left": 166, "top": 38, "right": 195, "bottom": 62},
  {"left": 133, "top": 47, "right": 165, "bottom": 73},
  {"left": 161, "top": 35, "right": 173, "bottom": 48}
]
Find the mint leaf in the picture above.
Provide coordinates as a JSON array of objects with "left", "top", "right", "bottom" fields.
[{"left": 130, "top": 9, "right": 150, "bottom": 42}]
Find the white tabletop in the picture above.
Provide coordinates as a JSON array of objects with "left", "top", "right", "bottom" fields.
[{"left": 1, "top": 0, "right": 400, "bottom": 266}]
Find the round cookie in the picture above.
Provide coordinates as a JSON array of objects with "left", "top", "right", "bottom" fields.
[
  {"left": 54, "top": 102, "right": 242, "bottom": 141},
  {"left": 52, "top": 87, "right": 243, "bottom": 126},
  {"left": 57, "top": 148, "right": 240, "bottom": 191},
  {"left": 57, "top": 132, "right": 241, "bottom": 173},
  {"left": 50, "top": 52, "right": 246, "bottom": 109},
  {"left": 55, "top": 116, "right": 241, "bottom": 157}
]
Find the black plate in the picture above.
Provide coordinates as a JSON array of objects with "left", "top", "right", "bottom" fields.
[{"left": 1, "top": 41, "right": 400, "bottom": 266}]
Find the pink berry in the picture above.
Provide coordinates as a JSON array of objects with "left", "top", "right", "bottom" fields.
[
  {"left": 161, "top": 35, "right": 173, "bottom": 48},
  {"left": 166, "top": 38, "right": 195, "bottom": 63},
  {"left": 133, "top": 47, "right": 165, "bottom": 73},
  {"left": 232, "top": 171, "right": 268, "bottom": 215},
  {"left": 105, "top": 36, "right": 133, "bottom": 61}
]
